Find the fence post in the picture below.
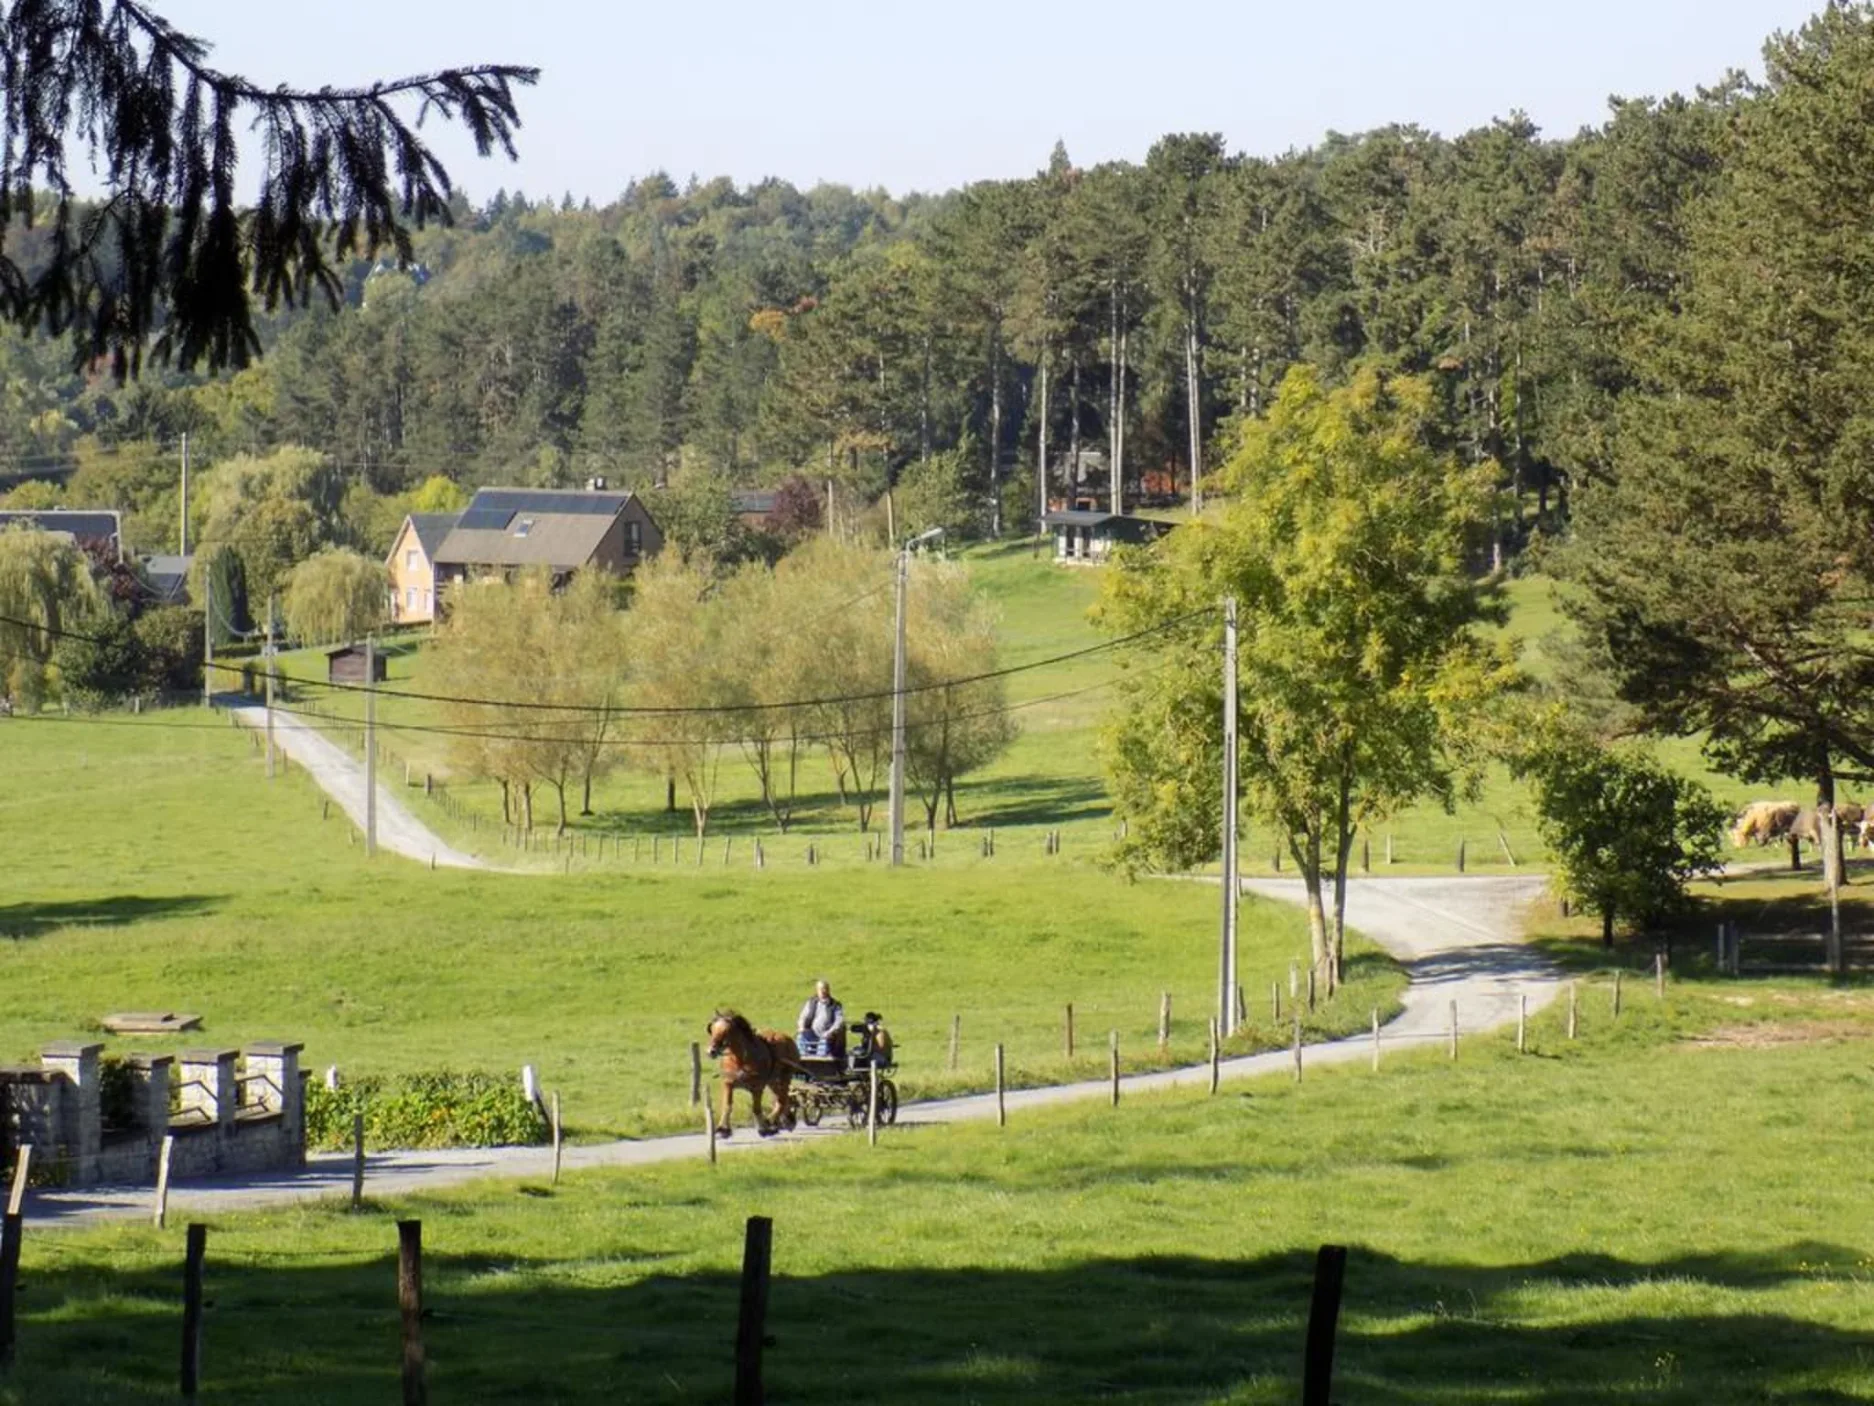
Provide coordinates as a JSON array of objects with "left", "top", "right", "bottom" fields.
[
  {"left": 1360, "top": 837, "right": 1369, "bottom": 873},
  {"left": 1371, "top": 1008, "right": 1381, "bottom": 1071},
  {"left": 1386, "top": 833, "right": 1394, "bottom": 865},
  {"left": 734, "top": 1216, "right": 774, "bottom": 1406},
  {"left": 1289, "top": 961, "right": 1299, "bottom": 1002},
  {"left": 154, "top": 1135, "right": 174, "bottom": 1228},
  {"left": 948, "top": 1014, "right": 960, "bottom": 1072},
  {"left": 867, "top": 1065, "right": 879, "bottom": 1147},
  {"left": 1301, "top": 1244, "right": 1348, "bottom": 1406},
  {"left": 5, "top": 1148, "right": 28, "bottom": 1218},
  {"left": 691, "top": 1041, "right": 704, "bottom": 1106},
  {"left": 351, "top": 1115, "right": 366, "bottom": 1210},
  {"left": 180, "top": 1223, "right": 206, "bottom": 1403},
  {"left": 1456, "top": 839, "right": 1466, "bottom": 873},
  {"left": 1567, "top": 982, "right": 1578, "bottom": 1040},
  {"left": 1109, "top": 1031, "right": 1120, "bottom": 1107},
  {"left": 1448, "top": 1000, "right": 1458, "bottom": 1060},
  {"left": 1158, "top": 991, "right": 1171, "bottom": 1052},
  {"left": 994, "top": 1044, "right": 1006, "bottom": 1127},
  {"left": 0, "top": 1211, "right": 19, "bottom": 1373},
  {"left": 1655, "top": 951, "right": 1666, "bottom": 1000},
  {"left": 1292, "top": 1012, "right": 1303, "bottom": 1083},
  {"left": 1064, "top": 1003, "right": 1074, "bottom": 1060},
  {"left": 1307, "top": 967, "right": 1317, "bottom": 1013},
  {"left": 1208, "top": 1017, "right": 1220, "bottom": 1095},
  {"left": 1516, "top": 994, "right": 1527, "bottom": 1054},
  {"left": 1272, "top": 981, "right": 1280, "bottom": 1025},
  {"left": 706, "top": 1103, "right": 718, "bottom": 1165},
  {"left": 551, "top": 1092, "right": 563, "bottom": 1187},
  {"left": 1613, "top": 970, "right": 1623, "bottom": 1018},
  {"left": 398, "top": 1220, "right": 427, "bottom": 1406}
]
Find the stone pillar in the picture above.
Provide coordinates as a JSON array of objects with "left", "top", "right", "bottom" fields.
[
  {"left": 125, "top": 1053, "right": 174, "bottom": 1166},
  {"left": 243, "top": 1042, "right": 305, "bottom": 1163},
  {"left": 177, "top": 1049, "right": 238, "bottom": 1132},
  {"left": 40, "top": 1041, "right": 102, "bottom": 1185}
]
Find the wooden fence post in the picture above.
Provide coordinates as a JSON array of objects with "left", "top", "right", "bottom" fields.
[
  {"left": 1108, "top": 1031, "right": 1120, "bottom": 1107},
  {"left": 867, "top": 1065, "right": 880, "bottom": 1147},
  {"left": 1385, "top": 832, "right": 1394, "bottom": 865},
  {"left": 1064, "top": 1003, "right": 1074, "bottom": 1060},
  {"left": 0, "top": 1211, "right": 19, "bottom": 1373},
  {"left": 1613, "top": 970, "right": 1624, "bottom": 1018},
  {"left": 1360, "top": 836, "right": 1369, "bottom": 873},
  {"left": 691, "top": 1042, "right": 704, "bottom": 1106},
  {"left": 1655, "top": 951, "right": 1666, "bottom": 1000},
  {"left": 351, "top": 1114, "right": 366, "bottom": 1210},
  {"left": 734, "top": 1216, "right": 774, "bottom": 1406},
  {"left": 1207, "top": 1018, "right": 1220, "bottom": 1095},
  {"left": 153, "top": 1135, "right": 174, "bottom": 1228},
  {"left": 1292, "top": 1012, "right": 1303, "bottom": 1083},
  {"left": 1158, "top": 991, "right": 1171, "bottom": 1052},
  {"left": 706, "top": 1103, "right": 718, "bottom": 1164},
  {"left": 5, "top": 1148, "right": 29, "bottom": 1218},
  {"left": 180, "top": 1223, "right": 206, "bottom": 1402},
  {"left": 1456, "top": 839, "right": 1466, "bottom": 873},
  {"left": 1307, "top": 967, "right": 1317, "bottom": 1013},
  {"left": 1448, "top": 1000, "right": 1458, "bottom": 1060},
  {"left": 1371, "top": 1008, "right": 1380, "bottom": 1071},
  {"left": 1301, "top": 1244, "right": 1348, "bottom": 1406},
  {"left": 1289, "top": 961, "right": 1299, "bottom": 1002},
  {"left": 1567, "top": 982, "right": 1578, "bottom": 1040},
  {"left": 550, "top": 1092, "right": 563, "bottom": 1187},
  {"left": 1271, "top": 981, "right": 1280, "bottom": 1024},
  {"left": 1516, "top": 994, "right": 1527, "bottom": 1054},
  {"left": 948, "top": 1014, "right": 960, "bottom": 1072},
  {"left": 398, "top": 1220, "right": 427, "bottom": 1406},
  {"left": 994, "top": 1044, "right": 1006, "bottom": 1127}
]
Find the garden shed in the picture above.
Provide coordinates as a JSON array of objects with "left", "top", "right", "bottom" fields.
[{"left": 326, "top": 644, "right": 388, "bottom": 685}]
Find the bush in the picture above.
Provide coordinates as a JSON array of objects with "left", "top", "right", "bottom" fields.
[{"left": 304, "top": 1070, "right": 549, "bottom": 1151}]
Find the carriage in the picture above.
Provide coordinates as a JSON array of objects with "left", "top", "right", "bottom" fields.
[{"left": 792, "top": 1010, "right": 898, "bottom": 1129}]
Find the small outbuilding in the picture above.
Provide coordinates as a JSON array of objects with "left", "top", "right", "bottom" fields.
[
  {"left": 326, "top": 644, "right": 389, "bottom": 686},
  {"left": 1041, "top": 510, "right": 1173, "bottom": 565}
]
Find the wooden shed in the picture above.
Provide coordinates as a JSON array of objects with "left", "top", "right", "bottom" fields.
[
  {"left": 326, "top": 644, "right": 388, "bottom": 685},
  {"left": 1040, "top": 510, "right": 1174, "bottom": 565}
]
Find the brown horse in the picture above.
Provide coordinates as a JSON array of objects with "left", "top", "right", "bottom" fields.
[{"left": 705, "top": 1011, "right": 799, "bottom": 1138}]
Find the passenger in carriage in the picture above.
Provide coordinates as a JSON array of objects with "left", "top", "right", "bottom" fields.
[{"left": 797, "top": 978, "right": 845, "bottom": 1062}]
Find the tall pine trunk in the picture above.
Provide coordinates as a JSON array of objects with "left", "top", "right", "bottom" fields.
[
  {"left": 1108, "top": 283, "right": 1120, "bottom": 514},
  {"left": 988, "top": 328, "right": 1003, "bottom": 537},
  {"left": 1035, "top": 352, "right": 1050, "bottom": 536},
  {"left": 1185, "top": 312, "right": 1203, "bottom": 514}
]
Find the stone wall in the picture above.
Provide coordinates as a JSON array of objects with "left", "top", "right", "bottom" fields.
[{"left": 0, "top": 1039, "right": 306, "bottom": 1187}]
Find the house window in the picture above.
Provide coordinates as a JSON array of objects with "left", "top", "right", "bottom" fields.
[
  {"left": 405, "top": 549, "right": 419, "bottom": 571},
  {"left": 625, "top": 520, "right": 642, "bottom": 554},
  {"left": 405, "top": 586, "right": 417, "bottom": 610},
  {"left": 513, "top": 518, "right": 534, "bottom": 538}
]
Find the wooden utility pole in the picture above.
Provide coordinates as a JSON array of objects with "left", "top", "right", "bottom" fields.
[
  {"left": 201, "top": 571, "right": 213, "bottom": 708},
  {"left": 1219, "top": 597, "right": 1240, "bottom": 1034},
  {"left": 1036, "top": 351, "right": 1050, "bottom": 536},
  {"left": 364, "top": 635, "right": 378, "bottom": 858},
  {"left": 263, "top": 595, "right": 276, "bottom": 780},
  {"left": 178, "top": 431, "right": 189, "bottom": 557},
  {"left": 888, "top": 545, "right": 909, "bottom": 867}
]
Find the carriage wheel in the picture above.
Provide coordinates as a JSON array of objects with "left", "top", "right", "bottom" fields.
[
  {"left": 879, "top": 1078, "right": 899, "bottom": 1126},
  {"left": 846, "top": 1086, "right": 868, "bottom": 1130},
  {"left": 801, "top": 1096, "right": 823, "bottom": 1128}
]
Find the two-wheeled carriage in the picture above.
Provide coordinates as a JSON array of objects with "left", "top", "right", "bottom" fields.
[{"left": 792, "top": 1011, "right": 897, "bottom": 1129}]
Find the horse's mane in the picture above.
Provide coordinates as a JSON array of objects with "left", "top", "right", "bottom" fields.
[{"left": 713, "top": 1009, "right": 756, "bottom": 1038}]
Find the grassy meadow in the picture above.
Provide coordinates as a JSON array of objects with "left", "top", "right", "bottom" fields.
[
  {"left": 0, "top": 714, "right": 1404, "bottom": 1140},
  {"left": 4, "top": 970, "right": 1873, "bottom": 1403}
]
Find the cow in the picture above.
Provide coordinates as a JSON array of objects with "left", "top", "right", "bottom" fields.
[{"left": 1729, "top": 801, "right": 1800, "bottom": 849}]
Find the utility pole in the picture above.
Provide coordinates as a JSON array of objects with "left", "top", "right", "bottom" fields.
[
  {"left": 889, "top": 527, "right": 944, "bottom": 867},
  {"left": 888, "top": 546, "right": 909, "bottom": 867},
  {"left": 1219, "top": 596, "right": 1239, "bottom": 1035},
  {"left": 264, "top": 594, "right": 276, "bottom": 780},
  {"left": 178, "top": 432, "right": 189, "bottom": 556},
  {"left": 364, "top": 634, "right": 378, "bottom": 858},
  {"left": 201, "top": 571, "right": 213, "bottom": 708}
]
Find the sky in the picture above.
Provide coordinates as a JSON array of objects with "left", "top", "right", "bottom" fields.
[{"left": 153, "top": 0, "right": 1825, "bottom": 203}]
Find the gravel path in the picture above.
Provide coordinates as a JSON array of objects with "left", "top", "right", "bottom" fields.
[
  {"left": 26, "top": 875, "right": 1556, "bottom": 1225},
  {"left": 226, "top": 703, "right": 485, "bottom": 870}
]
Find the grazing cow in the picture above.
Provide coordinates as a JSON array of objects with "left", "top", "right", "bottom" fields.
[{"left": 1729, "top": 801, "right": 1800, "bottom": 849}]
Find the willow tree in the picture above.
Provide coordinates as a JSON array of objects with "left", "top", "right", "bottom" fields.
[
  {"left": 1099, "top": 365, "right": 1513, "bottom": 988},
  {"left": 0, "top": 2, "right": 534, "bottom": 374},
  {"left": 0, "top": 524, "right": 98, "bottom": 706}
]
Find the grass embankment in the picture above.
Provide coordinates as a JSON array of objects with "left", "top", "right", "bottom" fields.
[
  {"left": 7, "top": 972, "right": 1873, "bottom": 1403},
  {"left": 0, "top": 718, "right": 1404, "bottom": 1140}
]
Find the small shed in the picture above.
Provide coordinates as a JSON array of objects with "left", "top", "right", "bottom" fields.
[
  {"left": 1041, "top": 510, "right": 1172, "bottom": 565},
  {"left": 326, "top": 644, "right": 388, "bottom": 686}
]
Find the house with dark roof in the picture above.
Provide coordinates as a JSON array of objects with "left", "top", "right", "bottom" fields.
[
  {"left": 140, "top": 553, "right": 193, "bottom": 606},
  {"left": 430, "top": 484, "right": 661, "bottom": 600},
  {"left": 1039, "top": 510, "right": 1173, "bottom": 565},
  {"left": 0, "top": 509, "right": 123, "bottom": 560},
  {"left": 385, "top": 511, "right": 461, "bottom": 625}
]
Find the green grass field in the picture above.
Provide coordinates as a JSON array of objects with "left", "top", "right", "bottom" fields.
[
  {"left": 0, "top": 717, "right": 1403, "bottom": 1140},
  {"left": 5, "top": 973, "right": 1872, "bottom": 1404}
]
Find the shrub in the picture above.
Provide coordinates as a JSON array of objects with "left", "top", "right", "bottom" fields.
[{"left": 304, "top": 1070, "right": 548, "bottom": 1151}]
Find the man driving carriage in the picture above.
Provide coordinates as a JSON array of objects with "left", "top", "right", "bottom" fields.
[{"left": 797, "top": 978, "right": 845, "bottom": 1062}]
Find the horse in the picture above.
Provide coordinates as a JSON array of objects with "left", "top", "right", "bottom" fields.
[{"left": 705, "top": 1010, "right": 799, "bottom": 1138}]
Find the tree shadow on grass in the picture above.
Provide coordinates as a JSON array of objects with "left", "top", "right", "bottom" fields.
[
  {"left": 0, "top": 893, "right": 223, "bottom": 939},
  {"left": 958, "top": 774, "right": 1111, "bottom": 829},
  {"left": 6, "top": 1239, "right": 1869, "bottom": 1403}
]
